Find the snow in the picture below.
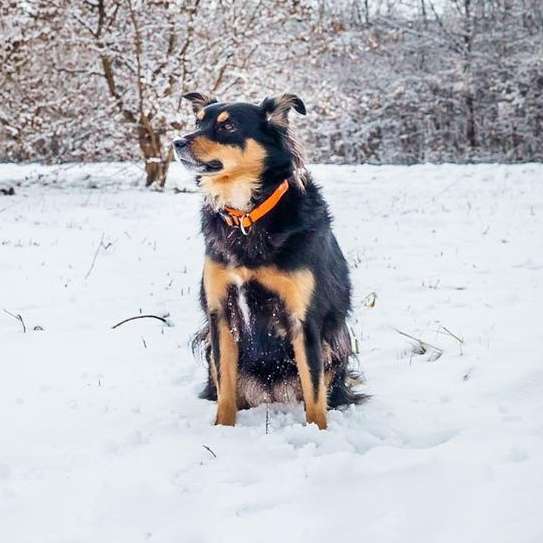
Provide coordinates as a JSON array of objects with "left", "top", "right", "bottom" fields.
[{"left": 1, "top": 162, "right": 543, "bottom": 542}]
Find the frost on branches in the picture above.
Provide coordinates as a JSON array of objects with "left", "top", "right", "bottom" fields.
[{"left": 1, "top": 1, "right": 542, "bottom": 184}]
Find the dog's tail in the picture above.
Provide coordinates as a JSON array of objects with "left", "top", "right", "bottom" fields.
[
  {"left": 326, "top": 322, "right": 370, "bottom": 408},
  {"left": 191, "top": 323, "right": 217, "bottom": 401},
  {"left": 328, "top": 365, "right": 369, "bottom": 408}
]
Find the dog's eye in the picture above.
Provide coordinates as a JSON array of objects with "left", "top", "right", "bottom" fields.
[{"left": 220, "top": 121, "right": 235, "bottom": 132}]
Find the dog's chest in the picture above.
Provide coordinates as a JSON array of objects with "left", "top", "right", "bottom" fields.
[
  {"left": 226, "top": 278, "right": 287, "bottom": 341},
  {"left": 207, "top": 216, "right": 283, "bottom": 268},
  {"left": 223, "top": 266, "right": 284, "bottom": 331},
  {"left": 203, "top": 258, "right": 314, "bottom": 324}
]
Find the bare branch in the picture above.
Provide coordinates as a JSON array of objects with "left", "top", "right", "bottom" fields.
[{"left": 111, "top": 314, "right": 171, "bottom": 329}]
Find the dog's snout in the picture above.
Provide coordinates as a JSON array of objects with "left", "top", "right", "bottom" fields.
[{"left": 173, "top": 137, "right": 189, "bottom": 152}]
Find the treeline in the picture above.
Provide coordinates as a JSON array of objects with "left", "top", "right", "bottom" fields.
[{"left": 1, "top": 1, "right": 541, "bottom": 185}]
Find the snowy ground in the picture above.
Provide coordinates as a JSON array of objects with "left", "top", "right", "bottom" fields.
[{"left": 1, "top": 162, "right": 543, "bottom": 543}]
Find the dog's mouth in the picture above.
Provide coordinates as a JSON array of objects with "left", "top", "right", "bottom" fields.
[{"left": 176, "top": 151, "right": 223, "bottom": 174}]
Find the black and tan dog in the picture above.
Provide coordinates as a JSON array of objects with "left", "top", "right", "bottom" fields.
[{"left": 174, "top": 92, "right": 365, "bottom": 429}]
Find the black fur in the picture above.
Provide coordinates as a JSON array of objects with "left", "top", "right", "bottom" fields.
[{"left": 180, "top": 94, "right": 367, "bottom": 412}]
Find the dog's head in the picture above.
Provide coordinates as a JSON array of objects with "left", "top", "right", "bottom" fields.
[{"left": 173, "top": 92, "right": 306, "bottom": 211}]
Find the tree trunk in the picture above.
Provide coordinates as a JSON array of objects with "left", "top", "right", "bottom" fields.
[
  {"left": 138, "top": 116, "right": 172, "bottom": 187},
  {"left": 465, "top": 92, "right": 476, "bottom": 150},
  {"left": 463, "top": 0, "right": 477, "bottom": 151},
  {"left": 143, "top": 154, "right": 171, "bottom": 188}
]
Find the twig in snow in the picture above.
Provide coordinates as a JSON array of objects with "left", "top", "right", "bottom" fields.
[
  {"left": 3, "top": 309, "right": 26, "bottom": 333},
  {"left": 202, "top": 444, "right": 217, "bottom": 458},
  {"left": 349, "top": 325, "right": 360, "bottom": 354},
  {"left": 265, "top": 403, "right": 270, "bottom": 435},
  {"left": 111, "top": 314, "right": 172, "bottom": 329},
  {"left": 438, "top": 325, "right": 464, "bottom": 355},
  {"left": 438, "top": 325, "right": 464, "bottom": 344},
  {"left": 395, "top": 328, "right": 443, "bottom": 361},
  {"left": 84, "top": 233, "right": 111, "bottom": 280}
]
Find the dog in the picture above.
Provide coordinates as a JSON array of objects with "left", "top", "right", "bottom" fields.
[{"left": 173, "top": 92, "right": 365, "bottom": 429}]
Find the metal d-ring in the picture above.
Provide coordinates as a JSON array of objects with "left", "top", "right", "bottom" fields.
[{"left": 239, "top": 215, "right": 252, "bottom": 236}]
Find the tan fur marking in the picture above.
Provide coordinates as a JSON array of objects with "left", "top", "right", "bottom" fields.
[
  {"left": 254, "top": 267, "right": 314, "bottom": 320},
  {"left": 203, "top": 257, "right": 231, "bottom": 311},
  {"left": 217, "top": 111, "right": 230, "bottom": 123},
  {"left": 196, "top": 109, "right": 205, "bottom": 121},
  {"left": 203, "top": 259, "right": 314, "bottom": 319},
  {"left": 215, "top": 319, "right": 239, "bottom": 426},
  {"left": 192, "top": 137, "right": 266, "bottom": 211},
  {"left": 292, "top": 335, "right": 328, "bottom": 429}
]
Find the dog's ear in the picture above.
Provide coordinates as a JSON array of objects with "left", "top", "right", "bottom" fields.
[
  {"left": 182, "top": 92, "right": 218, "bottom": 115},
  {"left": 261, "top": 94, "right": 306, "bottom": 127}
]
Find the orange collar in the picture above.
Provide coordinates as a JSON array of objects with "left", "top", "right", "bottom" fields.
[{"left": 221, "top": 180, "right": 289, "bottom": 235}]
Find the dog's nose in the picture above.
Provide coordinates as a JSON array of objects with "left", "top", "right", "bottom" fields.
[{"left": 173, "top": 137, "right": 189, "bottom": 152}]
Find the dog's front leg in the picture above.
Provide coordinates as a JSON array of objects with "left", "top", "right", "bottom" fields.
[
  {"left": 291, "top": 319, "right": 327, "bottom": 430},
  {"left": 209, "top": 311, "right": 239, "bottom": 426}
]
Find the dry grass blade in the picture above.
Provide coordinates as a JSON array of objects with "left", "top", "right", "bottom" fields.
[
  {"left": 84, "top": 234, "right": 114, "bottom": 280},
  {"left": 362, "top": 291, "right": 377, "bottom": 308},
  {"left": 438, "top": 325, "right": 464, "bottom": 355},
  {"left": 395, "top": 328, "right": 443, "bottom": 361},
  {"left": 85, "top": 233, "right": 105, "bottom": 280},
  {"left": 438, "top": 325, "right": 464, "bottom": 344},
  {"left": 3, "top": 308, "right": 27, "bottom": 333},
  {"left": 348, "top": 325, "right": 360, "bottom": 355},
  {"left": 202, "top": 445, "right": 217, "bottom": 458}
]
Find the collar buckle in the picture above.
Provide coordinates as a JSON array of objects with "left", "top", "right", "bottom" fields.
[{"left": 220, "top": 179, "right": 289, "bottom": 235}]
